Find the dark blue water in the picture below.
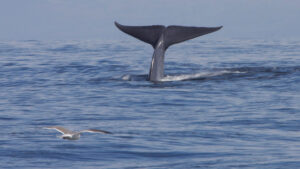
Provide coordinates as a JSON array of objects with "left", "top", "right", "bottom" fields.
[{"left": 0, "top": 39, "right": 299, "bottom": 168}]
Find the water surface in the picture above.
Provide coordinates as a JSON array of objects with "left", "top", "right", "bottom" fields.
[{"left": 0, "top": 39, "right": 299, "bottom": 168}]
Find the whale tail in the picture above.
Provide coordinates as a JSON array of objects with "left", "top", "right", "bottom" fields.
[
  {"left": 114, "top": 21, "right": 222, "bottom": 49},
  {"left": 114, "top": 21, "right": 222, "bottom": 82}
]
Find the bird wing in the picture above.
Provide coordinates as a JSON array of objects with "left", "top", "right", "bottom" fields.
[
  {"left": 44, "top": 126, "right": 73, "bottom": 134},
  {"left": 79, "top": 129, "right": 112, "bottom": 134}
]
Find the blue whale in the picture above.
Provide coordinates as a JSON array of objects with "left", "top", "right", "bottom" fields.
[{"left": 115, "top": 21, "right": 222, "bottom": 82}]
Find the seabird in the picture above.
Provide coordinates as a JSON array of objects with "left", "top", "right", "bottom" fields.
[{"left": 44, "top": 126, "right": 111, "bottom": 140}]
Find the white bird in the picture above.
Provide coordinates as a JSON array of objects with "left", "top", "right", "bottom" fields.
[{"left": 44, "top": 126, "right": 111, "bottom": 140}]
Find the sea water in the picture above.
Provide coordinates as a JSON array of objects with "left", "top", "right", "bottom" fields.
[{"left": 0, "top": 39, "right": 299, "bottom": 168}]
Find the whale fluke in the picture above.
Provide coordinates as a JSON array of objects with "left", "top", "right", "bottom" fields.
[
  {"left": 115, "top": 22, "right": 165, "bottom": 48},
  {"left": 164, "top": 25, "right": 222, "bottom": 49},
  {"left": 115, "top": 21, "right": 222, "bottom": 82}
]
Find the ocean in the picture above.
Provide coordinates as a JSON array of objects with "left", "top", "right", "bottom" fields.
[{"left": 0, "top": 39, "right": 299, "bottom": 168}]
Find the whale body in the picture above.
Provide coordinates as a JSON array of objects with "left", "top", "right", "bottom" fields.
[{"left": 115, "top": 22, "right": 222, "bottom": 82}]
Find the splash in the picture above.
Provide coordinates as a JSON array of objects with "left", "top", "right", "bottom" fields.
[
  {"left": 161, "top": 70, "right": 245, "bottom": 82},
  {"left": 119, "top": 70, "right": 245, "bottom": 82},
  {"left": 121, "top": 74, "right": 131, "bottom": 81}
]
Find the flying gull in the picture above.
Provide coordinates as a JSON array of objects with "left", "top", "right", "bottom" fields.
[{"left": 44, "top": 126, "right": 111, "bottom": 140}]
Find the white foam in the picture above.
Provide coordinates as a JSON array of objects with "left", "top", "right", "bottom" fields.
[
  {"left": 121, "top": 75, "right": 131, "bottom": 81},
  {"left": 119, "top": 70, "right": 246, "bottom": 82},
  {"left": 161, "top": 70, "right": 245, "bottom": 82}
]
